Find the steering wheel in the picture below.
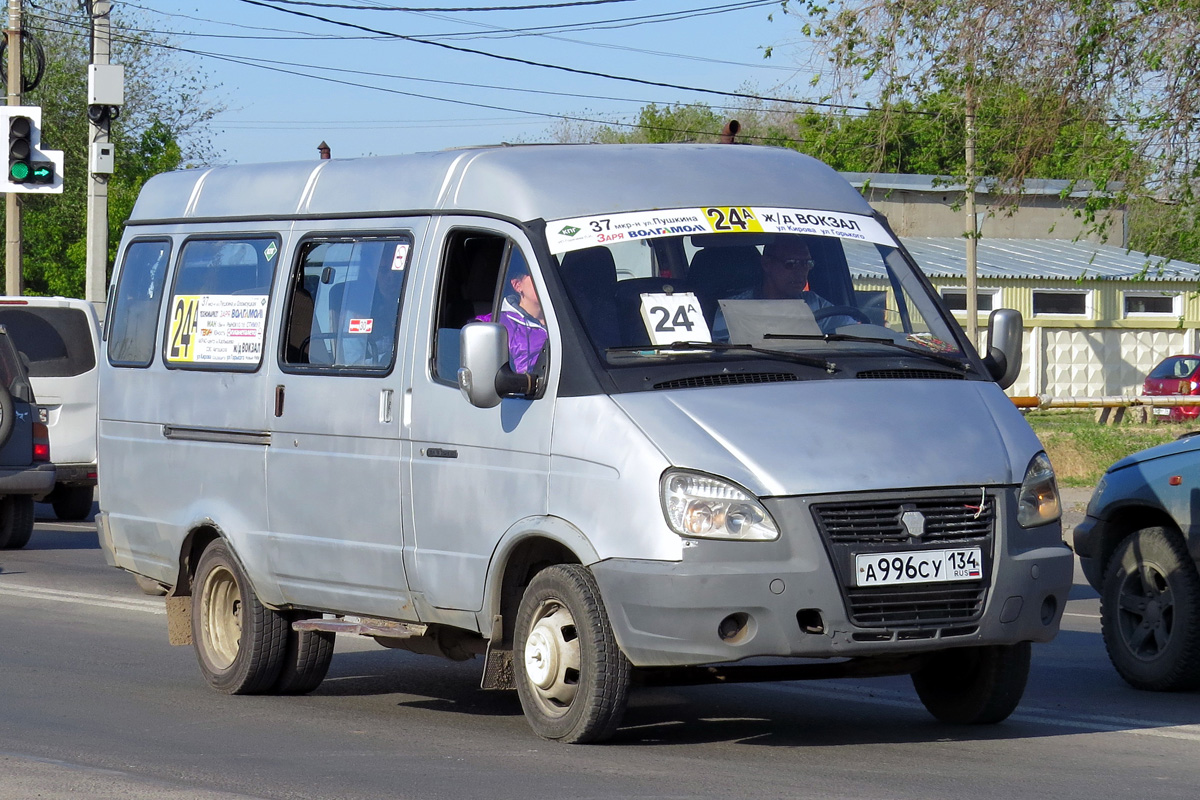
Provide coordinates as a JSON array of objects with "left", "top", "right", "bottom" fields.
[{"left": 812, "top": 305, "right": 872, "bottom": 324}]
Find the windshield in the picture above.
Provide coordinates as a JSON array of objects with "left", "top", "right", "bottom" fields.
[{"left": 546, "top": 206, "right": 967, "bottom": 376}]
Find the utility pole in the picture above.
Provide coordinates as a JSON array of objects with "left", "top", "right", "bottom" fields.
[
  {"left": 5, "top": 0, "right": 22, "bottom": 296},
  {"left": 964, "top": 83, "right": 979, "bottom": 346},
  {"left": 85, "top": 0, "right": 113, "bottom": 304}
]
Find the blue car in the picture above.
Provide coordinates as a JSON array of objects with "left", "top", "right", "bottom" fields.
[{"left": 1074, "top": 432, "right": 1200, "bottom": 690}]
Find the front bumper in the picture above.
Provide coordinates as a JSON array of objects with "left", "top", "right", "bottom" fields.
[{"left": 592, "top": 487, "right": 1074, "bottom": 668}]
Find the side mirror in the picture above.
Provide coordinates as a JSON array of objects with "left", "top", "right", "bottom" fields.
[
  {"left": 982, "top": 308, "right": 1023, "bottom": 390},
  {"left": 457, "top": 322, "right": 538, "bottom": 408}
]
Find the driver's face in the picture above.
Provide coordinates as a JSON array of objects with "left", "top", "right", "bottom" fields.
[{"left": 761, "top": 244, "right": 814, "bottom": 299}]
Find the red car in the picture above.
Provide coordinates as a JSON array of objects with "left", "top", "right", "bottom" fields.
[{"left": 1143, "top": 355, "right": 1200, "bottom": 421}]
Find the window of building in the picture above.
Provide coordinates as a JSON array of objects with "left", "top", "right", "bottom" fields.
[
  {"left": 941, "top": 288, "right": 999, "bottom": 313},
  {"left": 1032, "top": 289, "right": 1091, "bottom": 317},
  {"left": 1123, "top": 291, "right": 1180, "bottom": 317},
  {"left": 107, "top": 239, "right": 172, "bottom": 368}
]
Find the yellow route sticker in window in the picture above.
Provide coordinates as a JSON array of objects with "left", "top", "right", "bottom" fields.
[{"left": 703, "top": 207, "right": 763, "bottom": 233}]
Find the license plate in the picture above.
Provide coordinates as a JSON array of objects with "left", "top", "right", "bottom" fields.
[
  {"left": 1153, "top": 407, "right": 1172, "bottom": 416},
  {"left": 855, "top": 547, "right": 983, "bottom": 587}
]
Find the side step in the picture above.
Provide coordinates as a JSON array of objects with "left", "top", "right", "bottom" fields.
[{"left": 293, "top": 615, "right": 427, "bottom": 639}]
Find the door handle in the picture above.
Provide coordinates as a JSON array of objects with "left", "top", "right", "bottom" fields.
[
  {"left": 275, "top": 385, "right": 285, "bottom": 417},
  {"left": 379, "top": 388, "right": 393, "bottom": 424}
]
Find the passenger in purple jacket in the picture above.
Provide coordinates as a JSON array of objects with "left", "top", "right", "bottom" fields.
[{"left": 478, "top": 255, "right": 548, "bottom": 374}]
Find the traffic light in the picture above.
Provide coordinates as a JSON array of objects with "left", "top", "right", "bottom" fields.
[
  {"left": 0, "top": 107, "right": 63, "bottom": 194},
  {"left": 8, "top": 115, "right": 33, "bottom": 183}
]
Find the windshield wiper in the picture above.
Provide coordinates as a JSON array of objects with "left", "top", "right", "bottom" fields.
[
  {"left": 763, "top": 333, "right": 970, "bottom": 371},
  {"left": 605, "top": 341, "right": 838, "bottom": 373}
]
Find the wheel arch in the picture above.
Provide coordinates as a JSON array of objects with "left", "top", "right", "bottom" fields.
[
  {"left": 482, "top": 515, "right": 598, "bottom": 648},
  {"left": 1093, "top": 504, "right": 1183, "bottom": 581}
]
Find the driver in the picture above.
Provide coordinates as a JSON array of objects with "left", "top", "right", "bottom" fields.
[{"left": 712, "top": 236, "right": 859, "bottom": 338}]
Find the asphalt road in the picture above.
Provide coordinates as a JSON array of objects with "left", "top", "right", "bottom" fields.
[{"left": 4, "top": 493, "right": 1200, "bottom": 800}]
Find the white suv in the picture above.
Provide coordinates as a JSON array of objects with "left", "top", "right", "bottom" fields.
[{"left": 0, "top": 297, "right": 100, "bottom": 520}]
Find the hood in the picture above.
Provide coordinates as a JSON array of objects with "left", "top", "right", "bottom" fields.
[
  {"left": 1110, "top": 432, "right": 1200, "bottom": 473},
  {"left": 613, "top": 378, "right": 1043, "bottom": 497}
]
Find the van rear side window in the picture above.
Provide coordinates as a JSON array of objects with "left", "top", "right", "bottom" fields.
[
  {"left": 281, "top": 236, "right": 411, "bottom": 371},
  {"left": 108, "top": 239, "right": 172, "bottom": 368},
  {"left": 164, "top": 237, "right": 280, "bottom": 370}
]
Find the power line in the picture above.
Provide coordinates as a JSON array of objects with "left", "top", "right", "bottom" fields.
[
  {"left": 253, "top": 0, "right": 643, "bottom": 10},
  {"left": 236, "top": 0, "right": 898, "bottom": 115}
]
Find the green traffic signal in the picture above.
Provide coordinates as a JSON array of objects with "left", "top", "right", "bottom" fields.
[{"left": 8, "top": 115, "right": 34, "bottom": 184}]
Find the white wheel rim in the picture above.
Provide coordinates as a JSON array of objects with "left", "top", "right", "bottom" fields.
[
  {"left": 523, "top": 600, "right": 581, "bottom": 717},
  {"left": 201, "top": 564, "right": 242, "bottom": 670}
]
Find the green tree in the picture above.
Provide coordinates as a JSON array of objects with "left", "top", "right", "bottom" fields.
[{"left": 3, "top": 0, "right": 222, "bottom": 297}]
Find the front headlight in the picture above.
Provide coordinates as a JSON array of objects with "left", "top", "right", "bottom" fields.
[
  {"left": 660, "top": 470, "right": 779, "bottom": 541},
  {"left": 1017, "top": 451, "right": 1061, "bottom": 528}
]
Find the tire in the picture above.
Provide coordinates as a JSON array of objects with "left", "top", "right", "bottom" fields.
[
  {"left": 1100, "top": 527, "right": 1200, "bottom": 691},
  {"left": 513, "top": 564, "right": 631, "bottom": 743},
  {"left": 272, "top": 614, "right": 335, "bottom": 695},
  {"left": 0, "top": 384, "right": 13, "bottom": 448},
  {"left": 50, "top": 485, "right": 94, "bottom": 521},
  {"left": 191, "top": 539, "right": 288, "bottom": 694},
  {"left": 912, "top": 642, "right": 1031, "bottom": 724},
  {"left": 0, "top": 495, "right": 35, "bottom": 550},
  {"left": 134, "top": 574, "right": 170, "bottom": 596}
]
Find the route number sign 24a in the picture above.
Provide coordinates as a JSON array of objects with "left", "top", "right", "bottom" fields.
[{"left": 638, "top": 292, "right": 711, "bottom": 345}]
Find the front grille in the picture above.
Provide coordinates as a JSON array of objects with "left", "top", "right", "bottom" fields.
[
  {"left": 815, "top": 496, "right": 994, "bottom": 544},
  {"left": 654, "top": 372, "right": 799, "bottom": 390},
  {"left": 811, "top": 492, "right": 996, "bottom": 631},
  {"left": 845, "top": 582, "right": 986, "bottom": 628},
  {"left": 856, "top": 369, "right": 965, "bottom": 380}
]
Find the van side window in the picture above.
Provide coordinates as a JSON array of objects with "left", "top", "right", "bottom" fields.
[
  {"left": 432, "top": 231, "right": 517, "bottom": 382},
  {"left": 281, "top": 236, "right": 410, "bottom": 371},
  {"left": 108, "top": 239, "right": 171, "bottom": 367},
  {"left": 163, "top": 237, "right": 280, "bottom": 370}
]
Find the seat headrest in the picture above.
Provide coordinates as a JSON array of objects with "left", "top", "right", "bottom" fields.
[{"left": 559, "top": 247, "right": 618, "bottom": 297}]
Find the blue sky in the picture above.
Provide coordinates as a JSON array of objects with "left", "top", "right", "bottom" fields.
[{"left": 135, "top": 0, "right": 819, "bottom": 164}]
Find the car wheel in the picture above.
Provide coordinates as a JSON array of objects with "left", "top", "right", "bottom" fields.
[
  {"left": 0, "top": 384, "right": 13, "bottom": 448},
  {"left": 191, "top": 539, "right": 288, "bottom": 694},
  {"left": 513, "top": 564, "right": 631, "bottom": 743},
  {"left": 911, "top": 642, "right": 1031, "bottom": 724},
  {"left": 50, "top": 485, "right": 94, "bottom": 521},
  {"left": 272, "top": 614, "right": 335, "bottom": 695},
  {"left": 1101, "top": 527, "right": 1200, "bottom": 690},
  {"left": 0, "top": 495, "right": 35, "bottom": 549}
]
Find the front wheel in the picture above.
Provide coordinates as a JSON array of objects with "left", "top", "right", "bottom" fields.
[
  {"left": 1101, "top": 527, "right": 1200, "bottom": 690},
  {"left": 912, "top": 642, "right": 1030, "bottom": 724},
  {"left": 513, "top": 564, "right": 631, "bottom": 743},
  {"left": 191, "top": 539, "right": 288, "bottom": 694}
]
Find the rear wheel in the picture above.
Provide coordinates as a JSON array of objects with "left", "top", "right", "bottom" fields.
[
  {"left": 513, "top": 564, "right": 630, "bottom": 743},
  {"left": 272, "top": 615, "right": 335, "bottom": 695},
  {"left": 50, "top": 485, "right": 94, "bottom": 521},
  {"left": 912, "top": 642, "right": 1030, "bottom": 724},
  {"left": 1101, "top": 527, "right": 1200, "bottom": 690},
  {"left": 191, "top": 539, "right": 288, "bottom": 694},
  {"left": 0, "top": 495, "right": 35, "bottom": 549}
]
